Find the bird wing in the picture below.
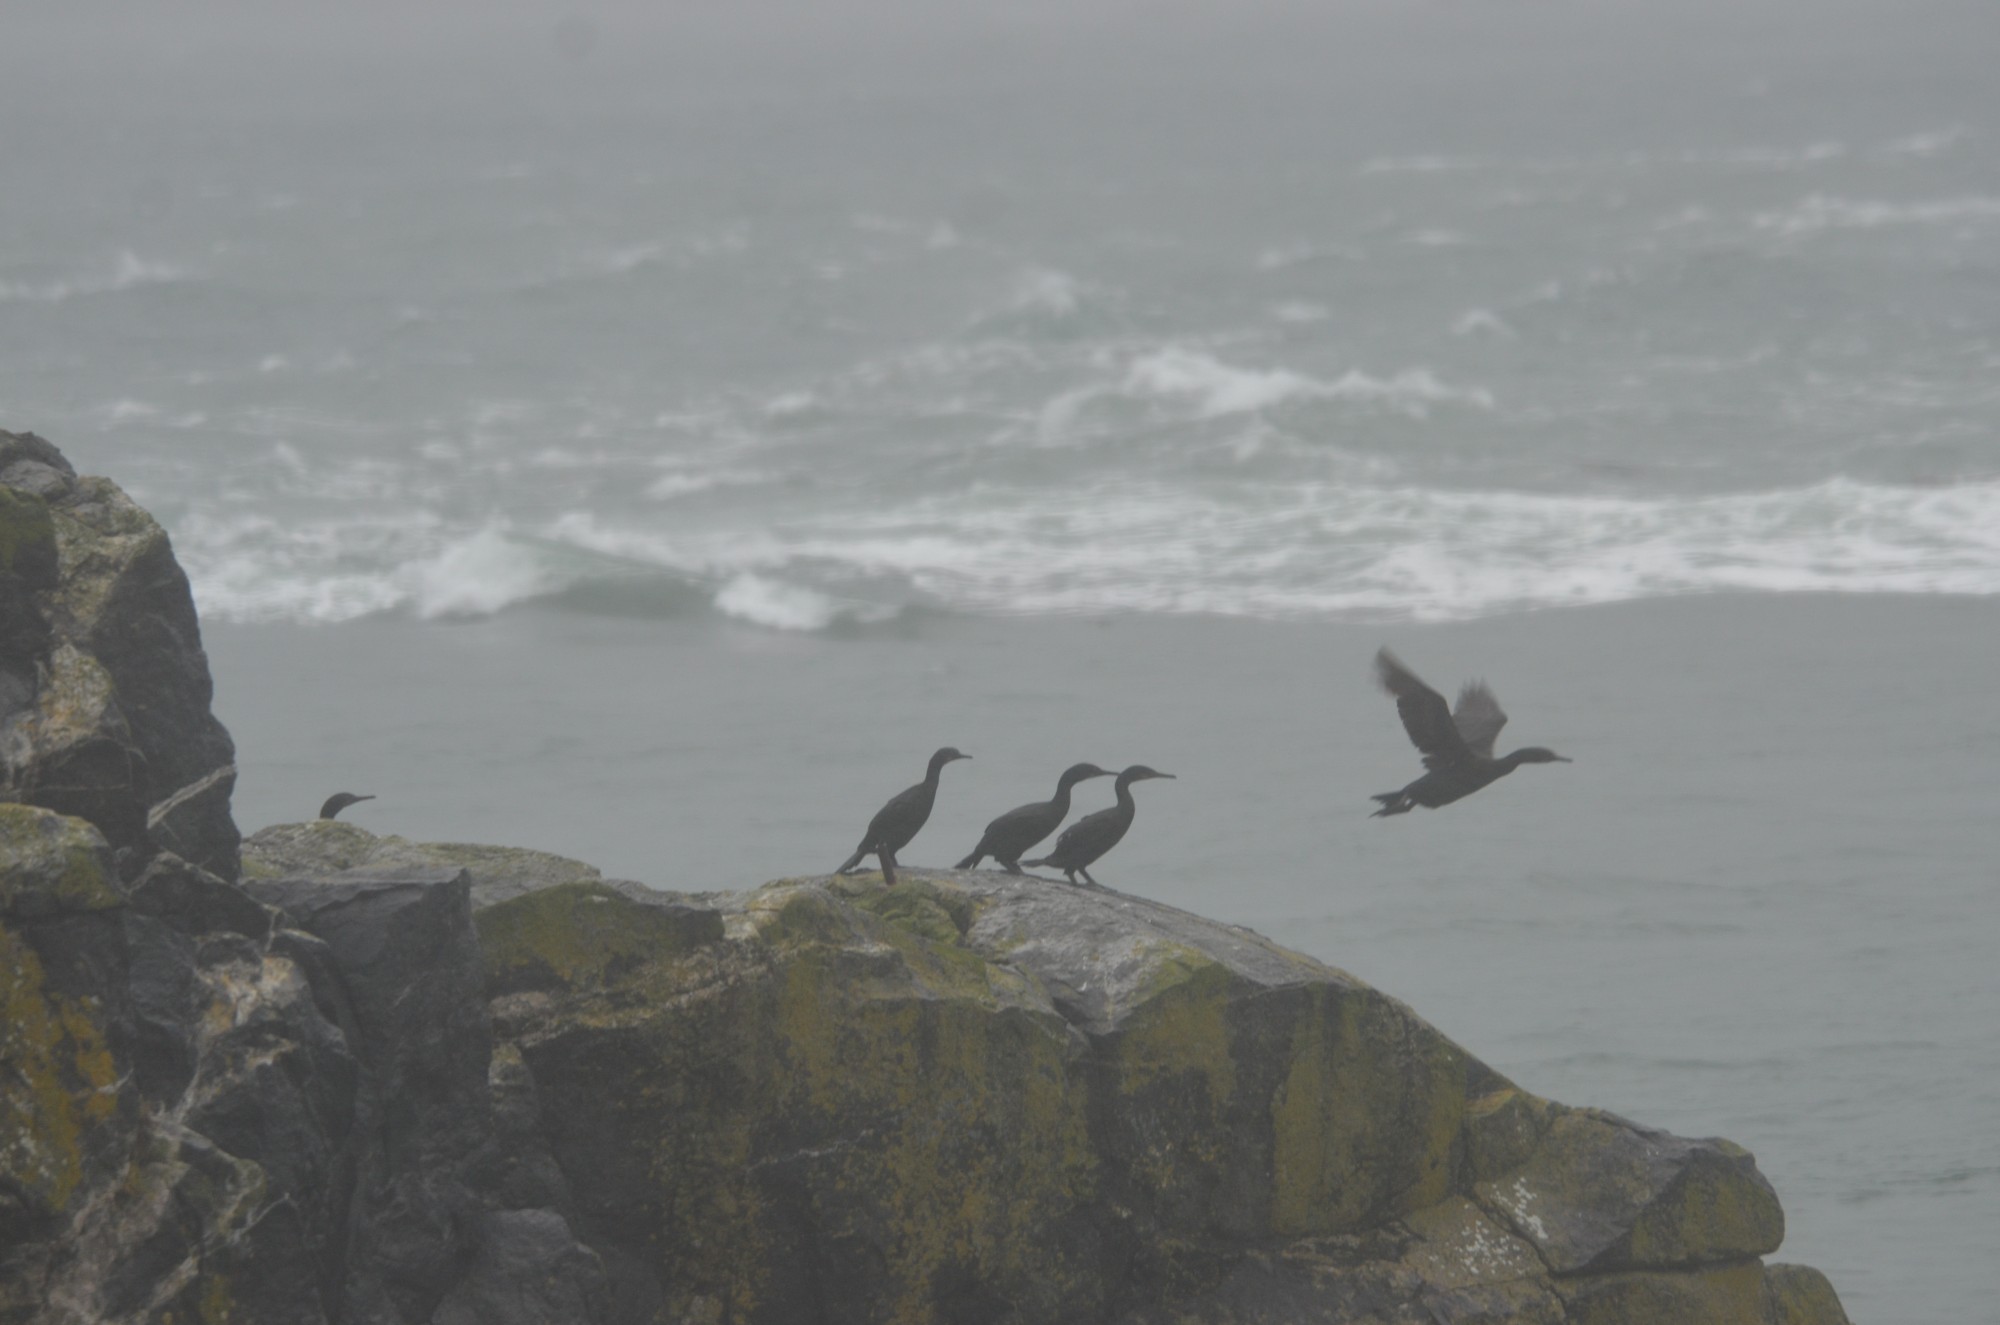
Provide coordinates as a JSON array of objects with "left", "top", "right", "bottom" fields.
[
  {"left": 1046, "top": 806, "right": 1117, "bottom": 867},
  {"left": 1375, "top": 648, "right": 1471, "bottom": 769},
  {"left": 1452, "top": 681, "right": 1509, "bottom": 759},
  {"left": 865, "top": 781, "right": 927, "bottom": 847}
]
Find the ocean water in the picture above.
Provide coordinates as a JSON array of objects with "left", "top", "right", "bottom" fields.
[{"left": 7, "top": 2, "right": 1999, "bottom": 1317}]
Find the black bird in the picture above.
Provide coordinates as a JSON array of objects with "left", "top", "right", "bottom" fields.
[
  {"left": 1370, "top": 648, "right": 1570, "bottom": 817},
  {"left": 1024, "top": 764, "right": 1175, "bottom": 887},
  {"left": 319, "top": 792, "right": 375, "bottom": 821},
  {"left": 956, "top": 762, "right": 1113, "bottom": 874},
  {"left": 835, "top": 747, "right": 971, "bottom": 886}
]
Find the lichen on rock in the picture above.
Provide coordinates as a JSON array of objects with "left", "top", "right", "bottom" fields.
[{"left": 476, "top": 866, "right": 1848, "bottom": 1324}]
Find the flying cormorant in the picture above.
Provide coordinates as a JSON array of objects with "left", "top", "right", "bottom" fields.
[
  {"left": 1370, "top": 648, "right": 1569, "bottom": 817},
  {"left": 1023, "top": 764, "right": 1174, "bottom": 886},
  {"left": 956, "top": 762, "right": 1113, "bottom": 874},
  {"left": 319, "top": 792, "right": 375, "bottom": 820},
  {"left": 835, "top": 746, "right": 971, "bottom": 886}
]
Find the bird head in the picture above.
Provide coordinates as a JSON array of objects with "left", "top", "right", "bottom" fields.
[
  {"left": 319, "top": 792, "right": 376, "bottom": 820},
  {"left": 929, "top": 747, "right": 973, "bottom": 773},
  {"left": 1058, "top": 762, "right": 1114, "bottom": 789},
  {"left": 1118, "top": 765, "right": 1176, "bottom": 785}
]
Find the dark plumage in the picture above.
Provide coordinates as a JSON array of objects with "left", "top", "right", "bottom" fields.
[
  {"left": 319, "top": 792, "right": 375, "bottom": 820},
  {"left": 1024, "top": 764, "right": 1174, "bottom": 886},
  {"left": 835, "top": 746, "right": 971, "bottom": 885},
  {"left": 1370, "top": 648, "right": 1569, "bottom": 817},
  {"left": 956, "top": 762, "right": 1112, "bottom": 874}
]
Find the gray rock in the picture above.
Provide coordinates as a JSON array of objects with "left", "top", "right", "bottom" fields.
[
  {"left": 1473, "top": 1108, "right": 1785, "bottom": 1274},
  {"left": 242, "top": 820, "right": 609, "bottom": 909},
  {"left": 1, "top": 430, "right": 239, "bottom": 881},
  {"left": 432, "top": 1208, "right": 610, "bottom": 1325}
]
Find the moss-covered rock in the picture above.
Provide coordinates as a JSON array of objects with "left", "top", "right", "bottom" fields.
[
  {"left": 242, "top": 819, "right": 609, "bottom": 909},
  {"left": 1558, "top": 1260, "right": 1769, "bottom": 1325},
  {"left": 1473, "top": 1108, "right": 1784, "bottom": 1274},
  {"left": 480, "top": 867, "right": 1848, "bottom": 1324},
  {"left": 1, "top": 431, "right": 239, "bottom": 881},
  {"left": 1762, "top": 1262, "right": 1852, "bottom": 1325}
]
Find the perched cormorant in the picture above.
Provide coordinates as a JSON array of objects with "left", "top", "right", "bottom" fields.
[
  {"left": 1370, "top": 648, "right": 1569, "bottom": 817},
  {"left": 956, "top": 762, "right": 1113, "bottom": 874},
  {"left": 319, "top": 792, "right": 375, "bottom": 821},
  {"left": 834, "top": 747, "right": 971, "bottom": 886},
  {"left": 1024, "top": 764, "right": 1174, "bottom": 887}
]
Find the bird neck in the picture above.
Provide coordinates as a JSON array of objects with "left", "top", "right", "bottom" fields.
[{"left": 1113, "top": 776, "right": 1138, "bottom": 811}]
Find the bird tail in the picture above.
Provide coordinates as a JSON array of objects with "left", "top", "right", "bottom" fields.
[
  {"left": 955, "top": 850, "right": 982, "bottom": 869},
  {"left": 1369, "top": 792, "right": 1412, "bottom": 819},
  {"left": 835, "top": 848, "right": 868, "bottom": 874},
  {"left": 1021, "top": 855, "right": 1050, "bottom": 868}
]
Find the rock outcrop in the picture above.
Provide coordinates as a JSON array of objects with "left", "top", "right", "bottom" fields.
[
  {"left": 460, "top": 868, "right": 1847, "bottom": 1325},
  {"left": 2, "top": 435, "right": 1852, "bottom": 1323},
  {"left": 1, "top": 430, "right": 237, "bottom": 882}
]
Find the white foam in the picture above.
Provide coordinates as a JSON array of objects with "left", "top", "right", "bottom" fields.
[
  {"left": 1452, "top": 309, "right": 1517, "bottom": 339},
  {"left": 1883, "top": 127, "right": 1965, "bottom": 158},
  {"left": 95, "top": 400, "right": 160, "bottom": 426},
  {"left": 712, "top": 574, "right": 843, "bottom": 631},
  {"left": 0, "top": 250, "right": 189, "bottom": 304},
  {"left": 1756, "top": 195, "right": 2000, "bottom": 236},
  {"left": 1009, "top": 267, "right": 1083, "bottom": 318},
  {"left": 175, "top": 472, "right": 2000, "bottom": 627},
  {"left": 645, "top": 470, "right": 766, "bottom": 501},
  {"left": 1125, "top": 347, "right": 1324, "bottom": 417},
  {"left": 1361, "top": 154, "right": 1481, "bottom": 174},
  {"left": 1122, "top": 347, "right": 1494, "bottom": 420},
  {"left": 404, "top": 527, "right": 565, "bottom": 619}
]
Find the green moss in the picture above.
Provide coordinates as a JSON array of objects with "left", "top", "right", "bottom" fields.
[
  {"left": 29, "top": 646, "right": 121, "bottom": 748},
  {"left": 1763, "top": 1263, "right": 1850, "bottom": 1325},
  {"left": 0, "top": 917, "right": 118, "bottom": 1217},
  {"left": 1561, "top": 1261, "right": 1767, "bottom": 1325},
  {"left": 854, "top": 878, "right": 980, "bottom": 945},
  {"left": 0, "top": 804, "right": 121, "bottom": 917},
  {"left": 199, "top": 1274, "right": 236, "bottom": 1325},
  {"left": 476, "top": 881, "right": 715, "bottom": 993},
  {"left": 1626, "top": 1136, "right": 1784, "bottom": 1265},
  {"left": 513, "top": 876, "right": 1100, "bottom": 1323},
  {"left": 1117, "top": 951, "right": 1238, "bottom": 1097},
  {"left": 0, "top": 487, "right": 54, "bottom": 574},
  {"left": 1267, "top": 987, "right": 1467, "bottom": 1236}
]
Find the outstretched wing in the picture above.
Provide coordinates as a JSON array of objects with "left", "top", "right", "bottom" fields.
[
  {"left": 1452, "top": 681, "right": 1509, "bottom": 759},
  {"left": 1375, "top": 648, "right": 1470, "bottom": 769}
]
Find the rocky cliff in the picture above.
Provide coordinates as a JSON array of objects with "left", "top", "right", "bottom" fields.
[{"left": 2, "top": 435, "right": 1850, "bottom": 1324}]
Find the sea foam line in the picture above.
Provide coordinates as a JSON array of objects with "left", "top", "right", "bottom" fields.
[{"left": 175, "top": 476, "right": 2000, "bottom": 628}]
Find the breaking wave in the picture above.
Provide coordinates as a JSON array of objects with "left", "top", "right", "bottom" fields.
[{"left": 177, "top": 476, "right": 2000, "bottom": 629}]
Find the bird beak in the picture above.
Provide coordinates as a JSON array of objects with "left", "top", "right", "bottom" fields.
[
  {"left": 954, "top": 753, "right": 973, "bottom": 762},
  {"left": 1153, "top": 772, "right": 1177, "bottom": 780}
]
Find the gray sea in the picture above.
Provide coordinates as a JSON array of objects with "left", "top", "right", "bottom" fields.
[{"left": 6, "top": 2, "right": 1998, "bottom": 1317}]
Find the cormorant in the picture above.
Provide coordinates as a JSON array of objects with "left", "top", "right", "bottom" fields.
[
  {"left": 319, "top": 792, "right": 375, "bottom": 820},
  {"left": 956, "top": 762, "right": 1113, "bottom": 874},
  {"left": 1371, "top": 648, "right": 1569, "bottom": 817},
  {"left": 1024, "top": 764, "right": 1174, "bottom": 886},
  {"left": 834, "top": 747, "right": 970, "bottom": 886}
]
